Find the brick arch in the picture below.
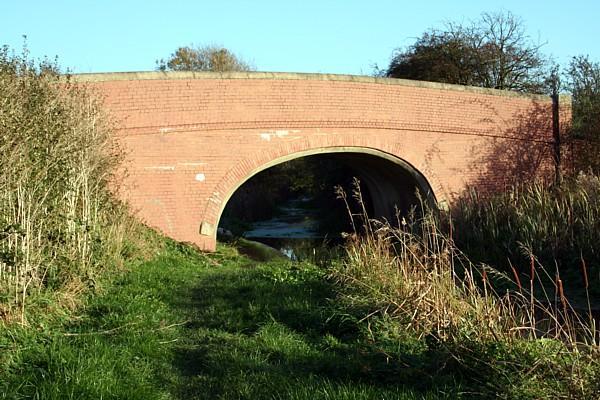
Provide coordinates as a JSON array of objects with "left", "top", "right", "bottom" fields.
[
  {"left": 203, "top": 144, "right": 439, "bottom": 242},
  {"left": 201, "top": 132, "right": 447, "bottom": 224}
]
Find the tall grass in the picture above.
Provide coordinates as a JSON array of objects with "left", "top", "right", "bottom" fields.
[
  {"left": 0, "top": 46, "right": 141, "bottom": 322},
  {"left": 331, "top": 180, "right": 599, "bottom": 398},
  {"left": 452, "top": 173, "right": 600, "bottom": 296}
]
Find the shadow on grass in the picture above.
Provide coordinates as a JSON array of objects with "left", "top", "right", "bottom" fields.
[
  {"left": 5, "top": 242, "right": 593, "bottom": 399},
  {"left": 164, "top": 261, "right": 459, "bottom": 399}
]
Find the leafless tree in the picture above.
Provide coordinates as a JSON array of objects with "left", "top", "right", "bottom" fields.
[{"left": 386, "top": 11, "right": 548, "bottom": 93}]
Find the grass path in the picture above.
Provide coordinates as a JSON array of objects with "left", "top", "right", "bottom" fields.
[{"left": 0, "top": 241, "right": 459, "bottom": 399}]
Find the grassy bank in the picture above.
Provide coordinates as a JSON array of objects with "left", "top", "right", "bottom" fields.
[
  {"left": 329, "top": 194, "right": 599, "bottom": 399},
  {"left": 3, "top": 235, "right": 597, "bottom": 399},
  {"left": 1, "top": 239, "right": 461, "bottom": 399}
]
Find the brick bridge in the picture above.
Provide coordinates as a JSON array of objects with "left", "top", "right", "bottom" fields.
[{"left": 74, "top": 71, "right": 569, "bottom": 251}]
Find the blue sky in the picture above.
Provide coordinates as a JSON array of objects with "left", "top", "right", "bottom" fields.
[{"left": 3, "top": 0, "right": 598, "bottom": 75}]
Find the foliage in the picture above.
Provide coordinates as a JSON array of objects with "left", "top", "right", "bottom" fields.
[
  {"left": 566, "top": 55, "right": 600, "bottom": 173},
  {"left": 330, "top": 183, "right": 599, "bottom": 399},
  {"left": 385, "top": 11, "right": 548, "bottom": 93},
  {"left": 156, "top": 44, "right": 254, "bottom": 72},
  {"left": 220, "top": 156, "right": 365, "bottom": 235},
  {"left": 221, "top": 158, "right": 320, "bottom": 223},
  {"left": 233, "top": 237, "right": 288, "bottom": 262},
  {"left": 451, "top": 173, "right": 600, "bottom": 298},
  {"left": 2, "top": 229, "right": 598, "bottom": 398},
  {"left": 0, "top": 45, "right": 142, "bottom": 322}
]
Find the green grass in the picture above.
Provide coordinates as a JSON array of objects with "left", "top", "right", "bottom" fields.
[{"left": 0, "top": 240, "right": 460, "bottom": 400}]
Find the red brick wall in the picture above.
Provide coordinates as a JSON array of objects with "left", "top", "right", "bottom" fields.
[{"left": 73, "top": 71, "right": 568, "bottom": 251}]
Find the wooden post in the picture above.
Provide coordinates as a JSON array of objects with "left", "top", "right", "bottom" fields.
[{"left": 552, "top": 93, "right": 562, "bottom": 185}]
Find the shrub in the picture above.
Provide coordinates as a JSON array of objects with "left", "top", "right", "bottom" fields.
[{"left": 0, "top": 46, "right": 139, "bottom": 322}]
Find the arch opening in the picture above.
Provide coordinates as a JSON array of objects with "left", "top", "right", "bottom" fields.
[{"left": 213, "top": 148, "right": 436, "bottom": 254}]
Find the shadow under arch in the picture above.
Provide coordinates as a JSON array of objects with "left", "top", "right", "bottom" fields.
[{"left": 202, "top": 146, "right": 437, "bottom": 243}]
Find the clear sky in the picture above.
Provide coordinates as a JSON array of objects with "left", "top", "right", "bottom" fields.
[{"left": 2, "top": 0, "right": 599, "bottom": 75}]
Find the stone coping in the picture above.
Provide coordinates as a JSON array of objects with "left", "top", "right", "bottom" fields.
[{"left": 68, "top": 70, "right": 568, "bottom": 103}]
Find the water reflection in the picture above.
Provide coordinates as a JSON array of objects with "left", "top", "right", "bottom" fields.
[
  {"left": 241, "top": 197, "right": 342, "bottom": 261},
  {"left": 243, "top": 197, "right": 321, "bottom": 239}
]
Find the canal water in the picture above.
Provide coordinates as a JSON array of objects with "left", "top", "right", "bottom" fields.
[{"left": 242, "top": 197, "right": 341, "bottom": 260}]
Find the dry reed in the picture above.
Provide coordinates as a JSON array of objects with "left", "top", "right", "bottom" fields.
[{"left": 331, "top": 179, "right": 599, "bottom": 398}]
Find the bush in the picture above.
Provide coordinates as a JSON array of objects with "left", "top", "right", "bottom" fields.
[{"left": 0, "top": 46, "right": 140, "bottom": 322}]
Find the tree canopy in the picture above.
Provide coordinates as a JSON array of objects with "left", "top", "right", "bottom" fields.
[
  {"left": 157, "top": 45, "right": 254, "bottom": 72},
  {"left": 385, "top": 11, "right": 548, "bottom": 93},
  {"left": 566, "top": 55, "right": 600, "bottom": 172}
]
